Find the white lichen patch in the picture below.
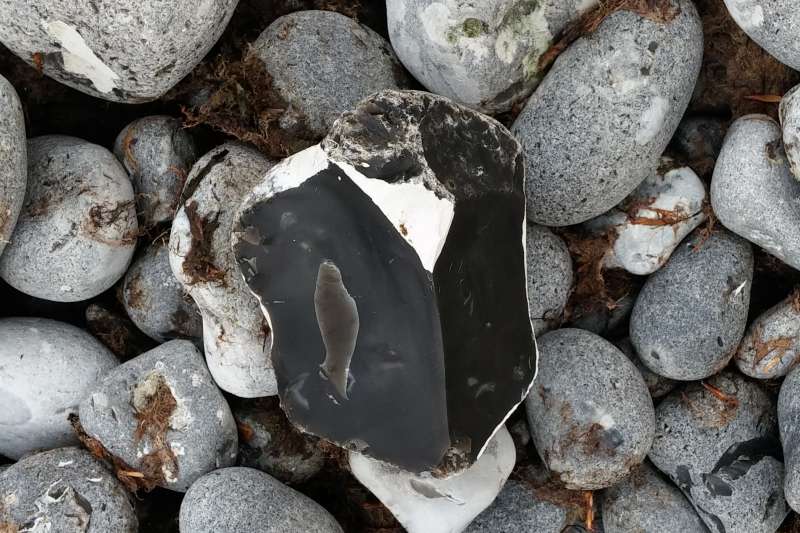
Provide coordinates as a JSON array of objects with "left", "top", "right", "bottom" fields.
[
  {"left": 43, "top": 21, "right": 120, "bottom": 93},
  {"left": 726, "top": 1, "right": 765, "bottom": 29},
  {"left": 636, "top": 96, "right": 670, "bottom": 145}
]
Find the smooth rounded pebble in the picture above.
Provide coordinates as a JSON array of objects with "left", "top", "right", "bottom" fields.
[
  {"left": 387, "top": 0, "right": 596, "bottom": 113},
  {"left": 123, "top": 239, "right": 202, "bottom": 344},
  {"left": 780, "top": 85, "right": 800, "bottom": 180},
  {"left": 169, "top": 143, "right": 277, "bottom": 398},
  {"left": 736, "top": 291, "right": 800, "bottom": 379},
  {"left": 711, "top": 114, "right": 800, "bottom": 270},
  {"left": 602, "top": 460, "right": 707, "bottom": 533},
  {"left": 630, "top": 229, "right": 753, "bottom": 381},
  {"left": 78, "top": 340, "right": 238, "bottom": 492},
  {"left": 0, "top": 74, "right": 26, "bottom": 259},
  {"left": 0, "top": 317, "right": 118, "bottom": 460},
  {"left": 723, "top": 0, "right": 800, "bottom": 71},
  {"left": 512, "top": 0, "right": 703, "bottom": 226},
  {"left": 526, "top": 223, "right": 573, "bottom": 335},
  {"left": 252, "top": 10, "right": 407, "bottom": 138},
  {"left": 0, "top": 135, "right": 137, "bottom": 302},
  {"left": 525, "top": 328, "right": 655, "bottom": 490},
  {"left": 615, "top": 338, "right": 677, "bottom": 399},
  {"left": 179, "top": 467, "right": 343, "bottom": 533},
  {"left": 650, "top": 372, "right": 788, "bottom": 533},
  {"left": 0, "top": 1, "right": 238, "bottom": 102},
  {"left": 234, "top": 398, "right": 325, "bottom": 485},
  {"left": 0, "top": 447, "right": 137, "bottom": 532},
  {"left": 779, "top": 365, "right": 800, "bottom": 513},
  {"left": 585, "top": 160, "right": 707, "bottom": 276},
  {"left": 113, "top": 116, "right": 198, "bottom": 229}
]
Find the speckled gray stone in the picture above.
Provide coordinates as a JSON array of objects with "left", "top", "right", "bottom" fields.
[
  {"left": 526, "top": 223, "right": 573, "bottom": 335},
  {"left": 113, "top": 116, "right": 198, "bottom": 229},
  {"left": 78, "top": 340, "right": 238, "bottom": 492},
  {"left": 0, "top": 1, "right": 238, "bottom": 102},
  {"left": 387, "top": 0, "right": 596, "bottom": 114},
  {"left": 780, "top": 85, "right": 800, "bottom": 180},
  {"left": 615, "top": 338, "right": 677, "bottom": 399},
  {"left": 252, "top": 10, "right": 408, "bottom": 138},
  {"left": 179, "top": 467, "right": 343, "bottom": 533},
  {"left": 630, "top": 229, "right": 753, "bottom": 381},
  {"left": 169, "top": 143, "right": 277, "bottom": 398},
  {"left": 602, "top": 460, "right": 707, "bottom": 533},
  {"left": 123, "top": 239, "right": 202, "bottom": 344},
  {"left": 0, "top": 74, "right": 25, "bottom": 259},
  {"left": 234, "top": 398, "right": 324, "bottom": 485},
  {"left": 0, "top": 317, "right": 118, "bottom": 460},
  {"left": 711, "top": 114, "right": 800, "bottom": 270},
  {"left": 0, "top": 135, "right": 138, "bottom": 302},
  {"left": 779, "top": 364, "right": 800, "bottom": 513},
  {"left": 649, "top": 372, "right": 788, "bottom": 533},
  {"left": 525, "top": 328, "right": 655, "bottom": 490},
  {"left": 512, "top": 0, "right": 703, "bottom": 226},
  {"left": 723, "top": 0, "right": 800, "bottom": 70},
  {"left": 736, "top": 292, "right": 800, "bottom": 379},
  {"left": 0, "top": 447, "right": 137, "bottom": 532}
]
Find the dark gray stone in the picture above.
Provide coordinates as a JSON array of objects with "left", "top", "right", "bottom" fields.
[
  {"left": 778, "top": 364, "right": 800, "bottom": 513},
  {"left": 616, "top": 338, "right": 677, "bottom": 399},
  {"left": 0, "top": 74, "right": 25, "bottom": 260}
]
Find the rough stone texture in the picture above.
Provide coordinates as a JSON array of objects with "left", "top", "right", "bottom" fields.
[
  {"left": 736, "top": 292, "right": 800, "bottom": 379},
  {"left": 234, "top": 397, "right": 325, "bottom": 485},
  {"left": 585, "top": 161, "right": 707, "bottom": 276},
  {"left": 780, "top": 84, "right": 800, "bottom": 180},
  {"left": 526, "top": 223, "right": 573, "bottom": 335},
  {"left": 0, "top": 135, "right": 137, "bottom": 302},
  {"left": 602, "top": 460, "right": 707, "bottom": 533},
  {"left": 0, "top": 447, "right": 137, "bottom": 532},
  {"left": 723, "top": 0, "right": 800, "bottom": 71},
  {"left": 630, "top": 229, "right": 753, "bottom": 381},
  {"left": 0, "top": 0, "right": 238, "bottom": 102},
  {"left": 169, "top": 143, "right": 277, "bottom": 398},
  {"left": 113, "top": 116, "right": 198, "bottom": 229},
  {"left": 123, "top": 238, "right": 202, "bottom": 344},
  {"left": 349, "top": 427, "right": 515, "bottom": 533},
  {"left": 779, "top": 364, "right": 800, "bottom": 513},
  {"left": 0, "top": 73, "right": 25, "bottom": 259},
  {"left": 615, "top": 337, "right": 677, "bottom": 399},
  {"left": 711, "top": 114, "right": 800, "bottom": 270},
  {"left": 387, "top": 0, "right": 596, "bottom": 114},
  {"left": 649, "top": 372, "right": 788, "bottom": 533},
  {"left": 79, "top": 340, "right": 238, "bottom": 492},
  {"left": 179, "top": 467, "right": 343, "bottom": 533},
  {"left": 525, "top": 328, "right": 655, "bottom": 490},
  {"left": 252, "top": 10, "right": 408, "bottom": 138},
  {"left": 0, "top": 317, "right": 118, "bottom": 460},
  {"left": 512, "top": 0, "right": 703, "bottom": 226}
]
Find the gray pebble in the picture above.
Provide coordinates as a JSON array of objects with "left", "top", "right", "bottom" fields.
[
  {"left": 630, "top": 229, "right": 753, "bottom": 381},
  {"left": 0, "top": 74, "right": 25, "bottom": 259},
  {"left": 0, "top": 447, "right": 137, "bottom": 532},
  {"left": 736, "top": 291, "right": 800, "bottom": 379},
  {"left": 0, "top": 317, "right": 118, "bottom": 460},
  {"left": 616, "top": 338, "right": 677, "bottom": 399},
  {"left": 113, "top": 116, "right": 198, "bottom": 229},
  {"left": 0, "top": 1, "right": 238, "bottom": 102},
  {"left": 780, "top": 85, "right": 800, "bottom": 180},
  {"left": 252, "top": 10, "right": 407, "bottom": 138},
  {"left": 779, "top": 364, "right": 800, "bottom": 513},
  {"left": 526, "top": 223, "right": 573, "bottom": 336},
  {"left": 234, "top": 398, "right": 324, "bottom": 485},
  {"left": 179, "top": 467, "right": 343, "bottom": 533},
  {"left": 602, "top": 460, "right": 707, "bottom": 533},
  {"left": 525, "top": 328, "right": 655, "bottom": 490},
  {"left": 711, "top": 114, "right": 800, "bottom": 270},
  {"left": 78, "top": 340, "right": 238, "bottom": 492},
  {"left": 0, "top": 135, "right": 138, "bottom": 302},
  {"left": 387, "top": 0, "right": 595, "bottom": 113},
  {"left": 649, "top": 372, "right": 788, "bottom": 533},
  {"left": 512, "top": 0, "right": 703, "bottom": 226},
  {"left": 122, "top": 238, "right": 202, "bottom": 344},
  {"left": 570, "top": 291, "right": 637, "bottom": 337},
  {"left": 723, "top": 0, "right": 800, "bottom": 70},
  {"left": 673, "top": 116, "right": 726, "bottom": 176}
]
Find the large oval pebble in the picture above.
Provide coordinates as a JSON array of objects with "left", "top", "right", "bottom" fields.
[{"left": 0, "top": 74, "right": 25, "bottom": 259}]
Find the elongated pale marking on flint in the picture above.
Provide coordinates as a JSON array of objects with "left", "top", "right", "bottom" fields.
[{"left": 315, "top": 260, "right": 359, "bottom": 399}]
